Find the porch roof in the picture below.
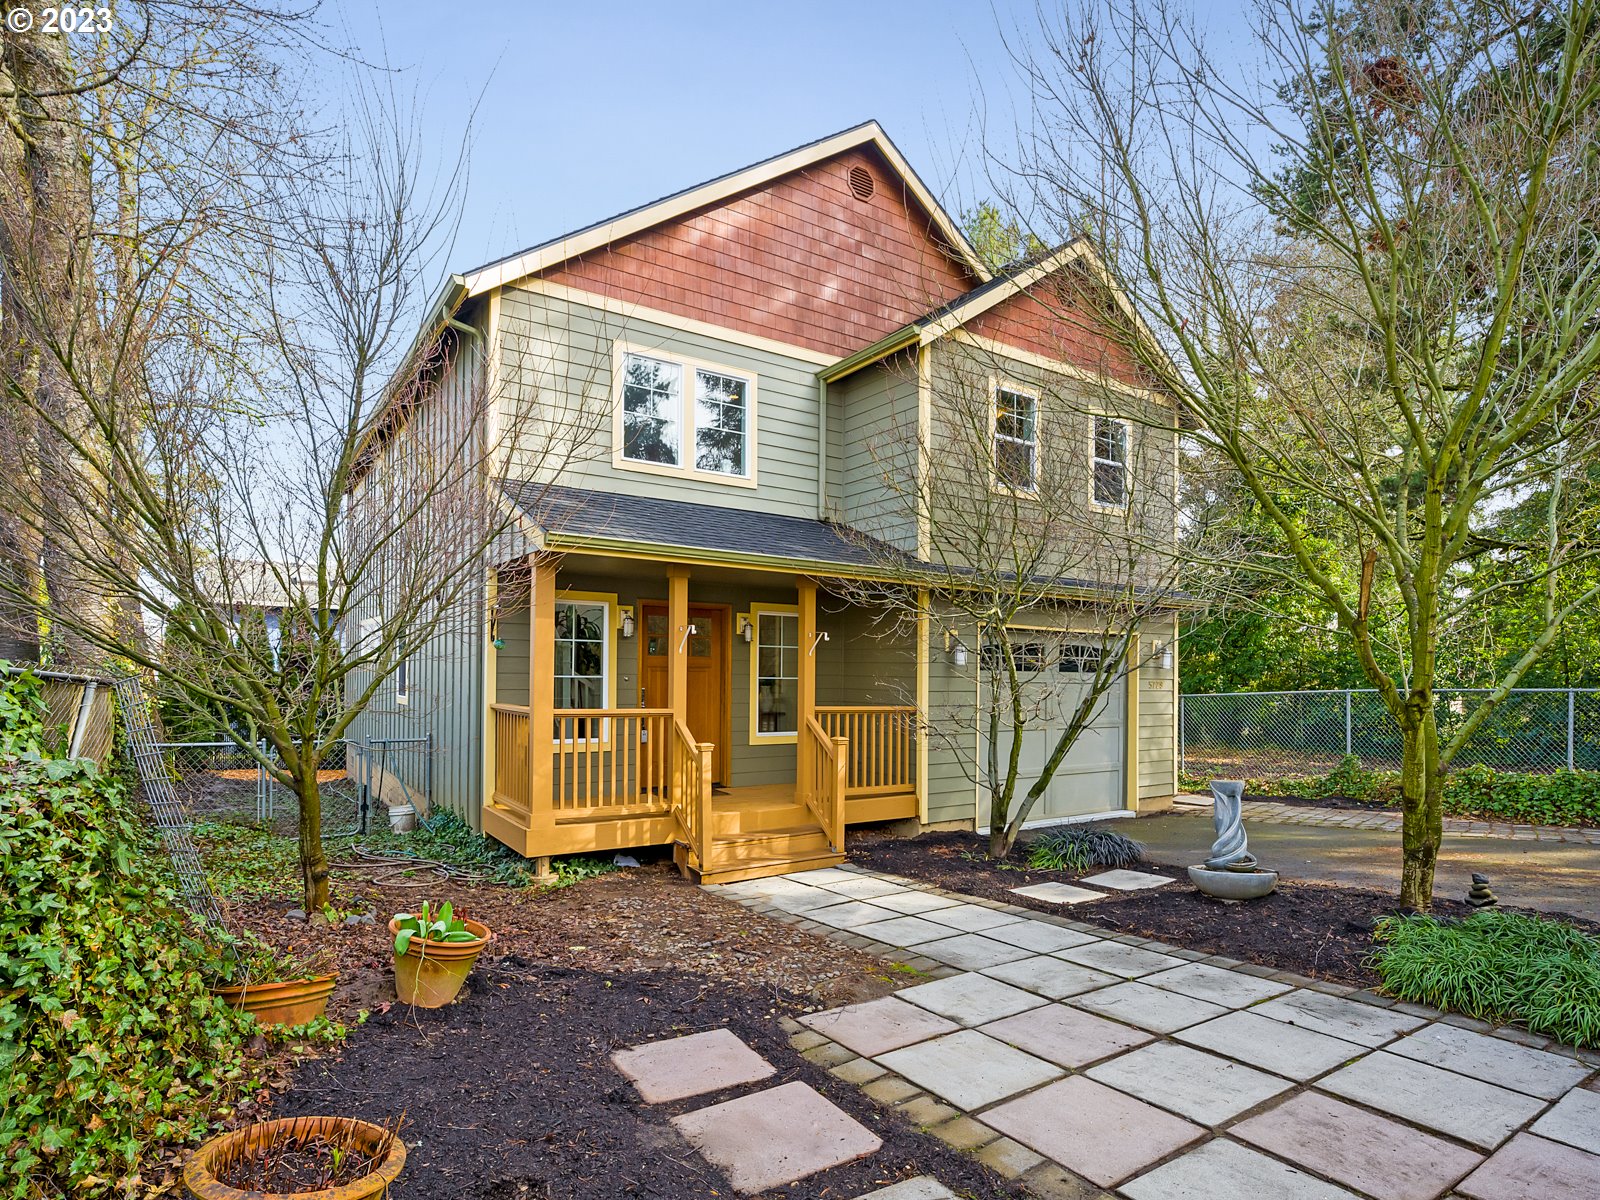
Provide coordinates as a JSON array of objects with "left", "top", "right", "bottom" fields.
[{"left": 505, "top": 484, "right": 907, "bottom": 574}]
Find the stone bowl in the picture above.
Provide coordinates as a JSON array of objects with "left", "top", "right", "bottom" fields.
[{"left": 1188, "top": 864, "right": 1279, "bottom": 901}]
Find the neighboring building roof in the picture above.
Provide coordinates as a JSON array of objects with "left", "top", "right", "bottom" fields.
[
  {"left": 460, "top": 121, "right": 990, "bottom": 297},
  {"left": 506, "top": 483, "right": 904, "bottom": 574}
]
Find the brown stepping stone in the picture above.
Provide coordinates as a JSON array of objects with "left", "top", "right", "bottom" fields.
[
  {"left": 670, "top": 1080, "right": 882, "bottom": 1194},
  {"left": 611, "top": 1028, "right": 774, "bottom": 1104},
  {"left": 1457, "top": 1133, "right": 1600, "bottom": 1200},
  {"left": 1234, "top": 1090, "right": 1483, "bottom": 1200},
  {"left": 982, "top": 1075, "right": 1204, "bottom": 1187}
]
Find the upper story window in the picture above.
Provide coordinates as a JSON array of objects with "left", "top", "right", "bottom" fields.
[
  {"left": 993, "top": 386, "right": 1038, "bottom": 493},
  {"left": 617, "top": 347, "right": 755, "bottom": 484},
  {"left": 1092, "top": 415, "right": 1129, "bottom": 508}
]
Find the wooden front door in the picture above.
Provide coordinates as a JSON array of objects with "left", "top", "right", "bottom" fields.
[{"left": 639, "top": 602, "right": 729, "bottom": 783}]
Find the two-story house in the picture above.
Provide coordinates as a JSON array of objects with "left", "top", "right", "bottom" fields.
[{"left": 350, "top": 122, "right": 1181, "bottom": 883}]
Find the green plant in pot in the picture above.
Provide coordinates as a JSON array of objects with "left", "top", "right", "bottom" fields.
[
  {"left": 390, "top": 901, "right": 490, "bottom": 1008},
  {"left": 208, "top": 932, "right": 337, "bottom": 1027}
]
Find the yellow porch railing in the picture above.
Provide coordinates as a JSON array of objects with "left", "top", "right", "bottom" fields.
[
  {"left": 668, "top": 718, "right": 714, "bottom": 870},
  {"left": 803, "top": 716, "right": 847, "bottom": 853},
  {"left": 492, "top": 704, "right": 530, "bottom": 813},
  {"left": 492, "top": 704, "right": 678, "bottom": 815},
  {"left": 815, "top": 705, "right": 917, "bottom": 798}
]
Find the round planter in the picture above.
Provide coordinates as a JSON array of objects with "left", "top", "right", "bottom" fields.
[
  {"left": 389, "top": 917, "right": 490, "bottom": 1008},
  {"left": 1188, "top": 864, "right": 1280, "bottom": 901},
  {"left": 183, "top": 1115, "right": 405, "bottom": 1200},
  {"left": 212, "top": 974, "right": 336, "bottom": 1027}
]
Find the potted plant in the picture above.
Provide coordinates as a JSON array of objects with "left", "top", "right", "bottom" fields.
[
  {"left": 209, "top": 934, "right": 337, "bottom": 1028},
  {"left": 389, "top": 901, "right": 490, "bottom": 1008},
  {"left": 184, "top": 1114, "right": 405, "bottom": 1199}
]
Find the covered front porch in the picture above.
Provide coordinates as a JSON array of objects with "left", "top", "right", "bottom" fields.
[{"left": 481, "top": 553, "right": 921, "bottom": 882}]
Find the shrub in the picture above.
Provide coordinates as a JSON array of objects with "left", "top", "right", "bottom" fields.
[
  {"left": 1372, "top": 910, "right": 1600, "bottom": 1049},
  {"left": 1026, "top": 825, "right": 1145, "bottom": 872},
  {"left": 0, "top": 669, "right": 252, "bottom": 1197}
]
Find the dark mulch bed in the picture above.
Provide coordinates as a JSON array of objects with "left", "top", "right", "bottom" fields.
[
  {"left": 276, "top": 955, "right": 1022, "bottom": 1200},
  {"left": 846, "top": 829, "right": 1478, "bottom": 987}
]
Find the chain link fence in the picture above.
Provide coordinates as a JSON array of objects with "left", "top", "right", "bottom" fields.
[
  {"left": 1, "top": 664, "right": 117, "bottom": 764},
  {"left": 154, "top": 735, "right": 433, "bottom": 837},
  {"left": 1181, "top": 688, "right": 1600, "bottom": 779}
]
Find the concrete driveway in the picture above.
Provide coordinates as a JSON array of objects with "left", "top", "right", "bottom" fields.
[{"left": 1131, "top": 809, "right": 1600, "bottom": 922}]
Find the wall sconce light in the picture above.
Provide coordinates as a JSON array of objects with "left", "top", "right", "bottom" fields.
[
  {"left": 943, "top": 628, "right": 969, "bottom": 668},
  {"left": 488, "top": 603, "right": 503, "bottom": 649},
  {"left": 737, "top": 614, "right": 754, "bottom": 643},
  {"left": 808, "top": 630, "right": 830, "bottom": 656},
  {"left": 618, "top": 606, "right": 635, "bottom": 638},
  {"left": 1159, "top": 642, "right": 1174, "bottom": 671}
]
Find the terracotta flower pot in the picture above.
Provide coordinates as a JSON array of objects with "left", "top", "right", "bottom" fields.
[
  {"left": 389, "top": 916, "right": 490, "bottom": 1008},
  {"left": 212, "top": 974, "right": 336, "bottom": 1027},
  {"left": 183, "top": 1115, "right": 405, "bottom": 1200}
]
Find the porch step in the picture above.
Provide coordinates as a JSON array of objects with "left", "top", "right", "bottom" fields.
[
  {"left": 711, "top": 824, "right": 833, "bottom": 865},
  {"left": 676, "top": 842, "right": 846, "bottom": 886},
  {"left": 711, "top": 796, "right": 812, "bottom": 836}
]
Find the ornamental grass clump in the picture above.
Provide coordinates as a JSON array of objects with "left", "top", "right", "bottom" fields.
[
  {"left": 1372, "top": 910, "right": 1600, "bottom": 1049},
  {"left": 0, "top": 670, "right": 251, "bottom": 1197},
  {"left": 1026, "top": 825, "right": 1145, "bottom": 872}
]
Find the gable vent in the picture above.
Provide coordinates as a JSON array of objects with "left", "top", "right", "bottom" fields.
[{"left": 848, "top": 165, "right": 875, "bottom": 201}]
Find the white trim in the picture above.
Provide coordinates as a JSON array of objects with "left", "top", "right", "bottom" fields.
[
  {"left": 611, "top": 341, "right": 759, "bottom": 488},
  {"left": 463, "top": 122, "right": 989, "bottom": 296},
  {"left": 976, "top": 807, "right": 1136, "bottom": 836},
  {"left": 1090, "top": 414, "right": 1131, "bottom": 511},
  {"left": 510, "top": 279, "right": 838, "bottom": 367},
  {"left": 990, "top": 378, "right": 1041, "bottom": 496}
]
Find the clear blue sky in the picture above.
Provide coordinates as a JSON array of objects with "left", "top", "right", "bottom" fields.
[{"left": 329, "top": 0, "right": 1255, "bottom": 277}]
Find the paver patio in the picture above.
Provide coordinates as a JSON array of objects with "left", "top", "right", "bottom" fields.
[{"left": 722, "top": 865, "right": 1600, "bottom": 1199}]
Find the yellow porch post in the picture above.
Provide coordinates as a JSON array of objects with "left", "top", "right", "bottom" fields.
[
  {"left": 797, "top": 577, "right": 817, "bottom": 804},
  {"left": 667, "top": 565, "right": 690, "bottom": 721},
  {"left": 528, "top": 554, "right": 559, "bottom": 871}
]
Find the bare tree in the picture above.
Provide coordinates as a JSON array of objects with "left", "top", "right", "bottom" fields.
[
  {"left": 0, "top": 32, "right": 602, "bottom": 908},
  {"left": 991, "top": 0, "right": 1600, "bottom": 906},
  {"left": 837, "top": 318, "right": 1204, "bottom": 857}
]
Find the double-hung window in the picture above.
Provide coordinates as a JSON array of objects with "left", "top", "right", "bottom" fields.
[
  {"left": 754, "top": 611, "right": 799, "bottom": 736},
  {"left": 1092, "top": 416, "right": 1129, "bottom": 507},
  {"left": 619, "top": 348, "right": 754, "bottom": 482},
  {"left": 554, "top": 598, "right": 609, "bottom": 740},
  {"left": 994, "top": 386, "right": 1038, "bottom": 492}
]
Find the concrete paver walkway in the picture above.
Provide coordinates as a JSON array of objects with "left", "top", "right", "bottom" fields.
[
  {"left": 1134, "top": 808, "right": 1600, "bottom": 921},
  {"left": 720, "top": 865, "right": 1600, "bottom": 1200}
]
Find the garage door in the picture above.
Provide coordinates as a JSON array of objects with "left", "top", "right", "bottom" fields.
[{"left": 979, "top": 633, "right": 1125, "bottom": 827}]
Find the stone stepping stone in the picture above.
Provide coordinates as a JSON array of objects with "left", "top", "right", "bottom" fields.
[
  {"left": 1069, "top": 981, "right": 1229, "bottom": 1034},
  {"left": 1010, "top": 881, "right": 1105, "bottom": 905},
  {"left": 800, "top": 996, "right": 959, "bottom": 1057},
  {"left": 1175, "top": 1010, "right": 1368, "bottom": 1081},
  {"left": 1085, "top": 1041, "right": 1294, "bottom": 1126},
  {"left": 1056, "top": 940, "right": 1190, "bottom": 979},
  {"left": 816, "top": 874, "right": 909, "bottom": 900},
  {"left": 1233, "top": 1090, "right": 1484, "bottom": 1200},
  {"left": 611, "top": 1028, "right": 775, "bottom": 1104},
  {"left": 921, "top": 903, "right": 1026, "bottom": 933},
  {"left": 978, "top": 1001, "right": 1153, "bottom": 1069},
  {"left": 1080, "top": 868, "right": 1173, "bottom": 890},
  {"left": 1457, "top": 1133, "right": 1600, "bottom": 1200},
  {"left": 1121, "top": 1137, "right": 1361, "bottom": 1199},
  {"left": 981, "top": 920, "right": 1099, "bottom": 954},
  {"left": 853, "top": 914, "right": 964, "bottom": 948},
  {"left": 982, "top": 955, "right": 1122, "bottom": 1000},
  {"left": 872, "top": 890, "right": 963, "bottom": 914},
  {"left": 1142, "top": 961, "right": 1291, "bottom": 1008},
  {"left": 896, "top": 972, "right": 1046, "bottom": 1026},
  {"left": 983, "top": 1075, "right": 1204, "bottom": 1187},
  {"left": 1317, "top": 1051, "right": 1547, "bottom": 1149},
  {"left": 807, "top": 900, "right": 903, "bottom": 929},
  {"left": 876, "top": 1029, "right": 1062, "bottom": 1110},
  {"left": 852, "top": 1178, "right": 958, "bottom": 1199},
  {"left": 1385, "top": 1023, "right": 1594, "bottom": 1100},
  {"left": 912, "top": 933, "right": 1033, "bottom": 971},
  {"left": 671, "top": 1080, "right": 881, "bottom": 1195},
  {"left": 1532, "top": 1088, "right": 1600, "bottom": 1155},
  {"left": 1252, "top": 989, "right": 1427, "bottom": 1046}
]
